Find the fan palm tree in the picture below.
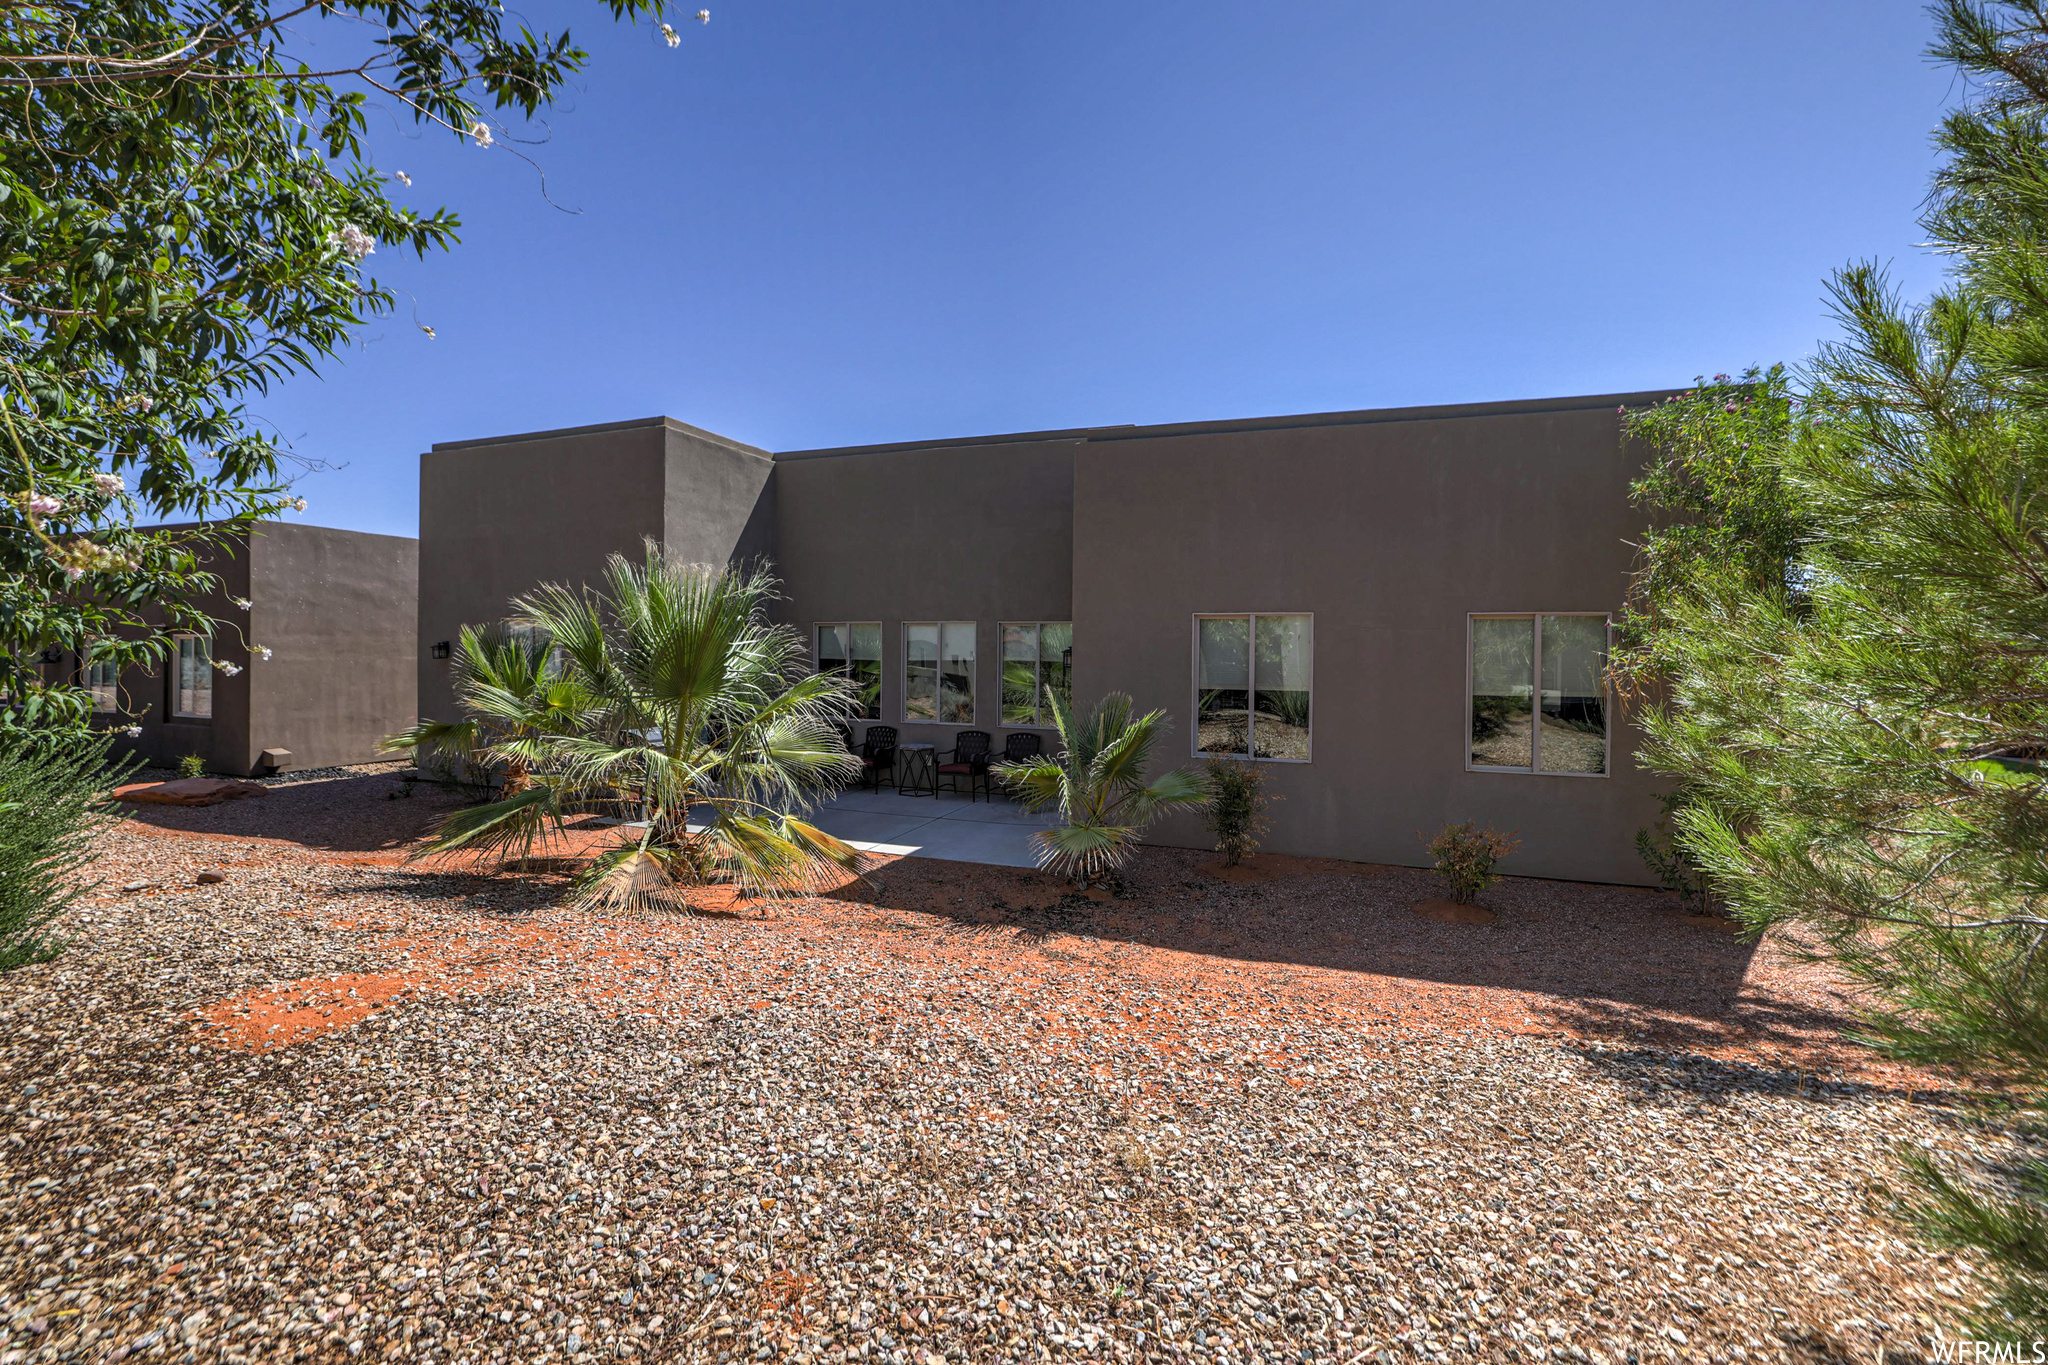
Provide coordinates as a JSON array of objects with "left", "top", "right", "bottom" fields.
[
  {"left": 384, "top": 622, "right": 588, "bottom": 797},
  {"left": 386, "top": 546, "right": 863, "bottom": 911},
  {"left": 997, "top": 689, "right": 1206, "bottom": 885}
]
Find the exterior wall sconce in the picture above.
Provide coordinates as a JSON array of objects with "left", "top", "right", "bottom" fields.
[{"left": 431, "top": 641, "right": 451, "bottom": 660}]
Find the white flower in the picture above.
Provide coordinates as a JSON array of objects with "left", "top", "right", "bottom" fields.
[
  {"left": 468, "top": 121, "right": 494, "bottom": 148},
  {"left": 291, "top": 497, "right": 307, "bottom": 512},
  {"left": 662, "top": 21, "right": 680, "bottom": 45},
  {"left": 124, "top": 725, "right": 142, "bottom": 738},
  {"left": 394, "top": 170, "right": 412, "bottom": 187},
  {"left": 26, "top": 494, "right": 61, "bottom": 516},
  {"left": 92, "top": 472, "right": 124, "bottom": 494},
  {"left": 231, "top": 596, "right": 252, "bottom": 610},
  {"left": 697, "top": 8, "right": 710, "bottom": 20},
  {"left": 64, "top": 564, "right": 84, "bottom": 581},
  {"left": 332, "top": 224, "right": 376, "bottom": 261},
  {"left": 253, "top": 645, "right": 273, "bottom": 662},
  {"left": 420, "top": 325, "right": 436, "bottom": 340},
  {"left": 214, "top": 661, "right": 242, "bottom": 676}
]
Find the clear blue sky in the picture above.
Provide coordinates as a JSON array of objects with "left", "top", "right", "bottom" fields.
[{"left": 266, "top": 0, "right": 1956, "bottom": 538}]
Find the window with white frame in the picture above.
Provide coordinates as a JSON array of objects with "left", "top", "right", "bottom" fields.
[
  {"left": 1194, "top": 614, "right": 1312, "bottom": 760},
  {"left": 1468, "top": 613, "right": 1610, "bottom": 775},
  {"left": 816, "top": 623, "right": 883, "bottom": 720},
  {"left": 1000, "top": 622, "right": 1072, "bottom": 727},
  {"left": 904, "top": 622, "right": 975, "bottom": 724},
  {"left": 172, "top": 634, "right": 213, "bottom": 719},
  {"left": 81, "top": 644, "right": 118, "bottom": 714}
]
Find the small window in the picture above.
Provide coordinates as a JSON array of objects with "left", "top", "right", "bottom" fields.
[
  {"left": 1000, "top": 623, "right": 1072, "bottom": 727},
  {"left": 1468, "top": 613, "right": 1609, "bottom": 775},
  {"left": 904, "top": 622, "right": 975, "bottom": 725},
  {"left": 172, "top": 634, "right": 213, "bottom": 719},
  {"left": 1194, "top": 614, "right": 1311, "bottom": 761},
  {"left": 81, "top": 646, "right": 118, "bottom": 714},
  {"left": 816, "top": 623, "right": 883, "bottom": 720}
]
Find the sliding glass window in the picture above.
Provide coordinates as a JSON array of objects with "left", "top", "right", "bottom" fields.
[
  {"left": 904, "top": 622, "right": 975, "bottom": 725},
  {"left": 1000, "top": 622, "right": 1072, "bottom": 726},
  {"left": 815, "top": 623, "right": 883, "bottom": 720},
  {"left": 1195, "top": 613, "right": 1312, "bottom": 761},
  {"left": 1467, "top": 613, "right": 1609, "bottom": 775}
]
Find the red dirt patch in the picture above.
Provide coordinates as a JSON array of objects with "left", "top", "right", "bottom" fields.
[{"left": 200, "top": 972, "right": 416, "bottom": 1050}]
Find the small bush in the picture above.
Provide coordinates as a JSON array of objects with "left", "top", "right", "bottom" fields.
[
  {"left": 1203, "top": 758, "right": 1278, "bottom": 866},
  {"left": 178, "top": 752, "right": 207, "bottom": 779},
  {"left": 0, "top": 732, "right": 127, "bottom": 970},
  {"left": 1425, "top": 821, "right": 1520, "bottom": 905}
]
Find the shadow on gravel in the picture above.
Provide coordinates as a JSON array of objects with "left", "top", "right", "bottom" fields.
[
  {"left": 117, "top": 770, "right": 469, "bottom": 853},
  {"left": 834, "top": 848, "right": 1774, "bottom": 1022},
  {"left": 1560, "top": 1040, "right": 1960, "bottom": 1106}
]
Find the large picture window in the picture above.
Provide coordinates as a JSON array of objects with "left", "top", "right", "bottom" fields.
[
  {"left": 1000, "top": 622, "right": 1072, "bottom": 727},
  {"left": 816, "top": 623, "right": 883, "bottom": 720},
  {"left": 1468, "top": 613, "right": 1609, "bottom": 775},
  {"left": 1195, "top": 613, "right": 1312, "bottom": 761},
  {"left": 172, "top": 634, "right": 213, "bottom": 719},
  {"left": 904, "top": 622, "right": 975, "bottom": 725}
]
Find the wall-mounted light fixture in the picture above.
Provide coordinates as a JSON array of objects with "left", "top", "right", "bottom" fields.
[{"left": 431, "top": 640, "right": 451, "bottom": 660}]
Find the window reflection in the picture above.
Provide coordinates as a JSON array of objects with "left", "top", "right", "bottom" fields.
[
  {"left": 1537, "top": 615, "right": 1607, "bottom": 775},
  {"left": 1252, "top": 615, "right": 1311, "bottom": 760},
  {"left": 1197, "top": 616, "right": 1251, "bottom": 755}
]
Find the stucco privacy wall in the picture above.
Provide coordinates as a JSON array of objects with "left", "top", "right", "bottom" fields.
[
  {"left": 1072, "top": 394, "right": 1670, "bottom": 885},
  {"left": 247, "top": 522, "right": 418, "bottom": 771},
  {"left": 416, "top": 417, "right": 772, "bottom": 727},
  {"left": 772, "top": 437, "right": 1077, "bottom": 753}
]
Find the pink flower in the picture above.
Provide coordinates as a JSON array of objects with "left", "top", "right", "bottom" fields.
[{"left": 26, "top": 494, "right": 62, "bottom": 516}]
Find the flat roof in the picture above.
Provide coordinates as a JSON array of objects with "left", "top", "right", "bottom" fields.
[
  {"left": 429, "top": 415, "right": 771, "bottom": 460},
  {"left": 772, "top": 389, "right": 1678, "bottom": 461},
  {"left": 430, "top": 389, "right": 1679, "bottom": 463}
]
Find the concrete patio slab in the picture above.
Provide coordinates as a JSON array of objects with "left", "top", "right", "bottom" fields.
[{"left": 809, "top": 788, "right": 1054, "bottom": 868}]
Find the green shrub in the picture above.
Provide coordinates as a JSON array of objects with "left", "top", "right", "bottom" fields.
[
  {"left": 178, "top": 752, "right": 206, "bottom": 779},
  {"left": 1203, "top": 757, "right": 1278, "bottom": 866},
  {"left": 0, "top": 733, "right": 126, "bottom": 970},
  {"left": 1425, "top": 821, "right": 1520, "bottom": 905}
]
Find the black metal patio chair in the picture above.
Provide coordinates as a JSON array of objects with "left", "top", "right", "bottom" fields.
[
  {"left": 936, "top": 729, "right": 993, "bottom": 801},
  {"left": 857, "top": 725, "right": 898, "bottom": 792}
]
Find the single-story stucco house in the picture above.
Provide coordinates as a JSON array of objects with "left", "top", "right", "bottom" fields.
[
  {"left": 417, "top": 391, "right": 1671, "bottom": 885},
  {"left": 66, "top": 521, "right": 419, "bottom": 776}
]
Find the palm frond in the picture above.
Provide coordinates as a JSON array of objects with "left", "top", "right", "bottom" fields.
[
  {"left": 413, "top": 783, "right": 563, "bottom": 865},
  {"left": 571, "top": 843, "right": 691, "bottom": 915}
]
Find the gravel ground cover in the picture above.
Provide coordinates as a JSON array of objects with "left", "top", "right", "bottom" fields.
[{"left": 0, "top": 771, "right": 2004, "bottom": 1364}]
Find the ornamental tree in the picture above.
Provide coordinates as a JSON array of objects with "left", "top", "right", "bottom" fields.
[
  {"left": 0, "top": 0, "right": 702, "bottom": 734},
  {"left": 1623, "top": 0, "right": 2048, "bottom": 1333}
]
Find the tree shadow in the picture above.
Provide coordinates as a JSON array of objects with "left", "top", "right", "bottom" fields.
[
  {"left": 831, "top": 846, "right": 1775, "bottom": 1018},
  {"left": 117, "top": 770, "right": 468, "bottom": 853}
]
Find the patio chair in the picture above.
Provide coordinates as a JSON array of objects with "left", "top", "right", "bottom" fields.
[
  {"left": 1001, "top": 732, "right": 1043, "bottom": 764},
  {"left": 937, "top": 729, "right": 993, "bottom": 801},
  {"left": 857, "top": 726, "right": 898, "bottom": 792}
]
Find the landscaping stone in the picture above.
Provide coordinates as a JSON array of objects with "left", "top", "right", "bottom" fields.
[
  {"left": 0, "top": 774, "right": 2001, "bottom": 1362},
  {"left": 113, "top": 777, "right": 269, "bottom": 807}
]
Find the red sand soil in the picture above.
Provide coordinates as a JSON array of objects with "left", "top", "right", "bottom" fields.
[{"left": 138, "top": 774, "right": 1935, "bottom": 1091}]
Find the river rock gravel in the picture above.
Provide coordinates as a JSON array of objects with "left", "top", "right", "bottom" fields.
[{"left": 0, "top": 781, "right": 2004, "bottom": 1365}]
